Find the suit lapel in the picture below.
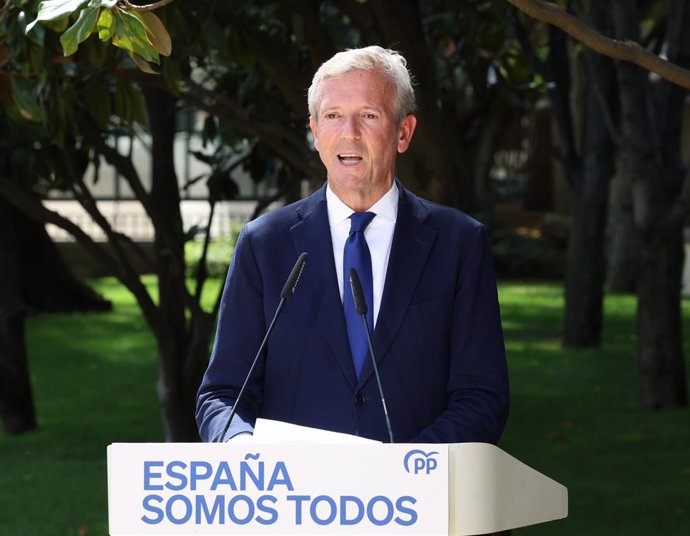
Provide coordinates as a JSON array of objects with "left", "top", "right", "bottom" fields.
[
  {"left": 290, "top": 185, "right": 358, "bottom": 390},
  {"left": 357, "top": 184, "right": 437, "bottom": 388}
]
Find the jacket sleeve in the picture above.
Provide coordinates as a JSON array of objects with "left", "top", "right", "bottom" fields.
[
  {"left": 195, "top": 225, "right": 266, "bottom": 442},
  {"left": 412, "top": 224, "right": 510, "bottom": 444}
]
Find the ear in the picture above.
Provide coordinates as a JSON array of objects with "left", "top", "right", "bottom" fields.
[
  {"left": 396, "top": 114, "right": 417, "bottom": 154},
  {"left": 309, "top": 116, "right": 319, "bottom": 151}
]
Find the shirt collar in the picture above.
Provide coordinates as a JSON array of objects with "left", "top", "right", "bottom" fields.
[{"left": 326, "top": 181, "right": 399, "bottom": 227}]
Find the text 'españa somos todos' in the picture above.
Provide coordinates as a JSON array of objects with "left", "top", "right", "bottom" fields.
[{"left": 140, "top": 453, "right": 420, "bottom": 528}]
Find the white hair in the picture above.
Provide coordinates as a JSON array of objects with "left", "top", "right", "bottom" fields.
[{"left": 307, "top": 45, "right": 416, "bottom": 122}]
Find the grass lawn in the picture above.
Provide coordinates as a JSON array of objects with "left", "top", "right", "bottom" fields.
[
  {"left": 499, "top": 284, "right": 690, "bottom": 535},
  {"left": 0, "top": 279, "right": 688, "bottom": 536}
]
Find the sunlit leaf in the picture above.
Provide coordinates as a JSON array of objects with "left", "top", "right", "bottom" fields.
[
  {"left": 25, "top": 0, "right": 90, "bottom": 33},
  {"left": 97, "top": 8, "right": 114, "bottom": 41},
  {"left": 59, "top": 6, "right": 99, "bottom": 56},
  {"left": 139, "top": 11, "right": 172, "bottom": 57},
  {"left": 112, "top": 8, "right": 159, "bottom": 64}
]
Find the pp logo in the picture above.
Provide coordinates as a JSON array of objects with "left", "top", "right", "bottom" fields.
[{"left": 403, "top": 450, "right": 439, "bottom": 475}]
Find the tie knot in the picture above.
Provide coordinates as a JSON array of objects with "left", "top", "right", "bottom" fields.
[{"left": 349, "top": 211, "right": 375, "bottom": 233}]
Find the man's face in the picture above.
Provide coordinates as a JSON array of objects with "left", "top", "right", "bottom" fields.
[{"left": 309, "top": 69, "right": 416, "bottom": 211}]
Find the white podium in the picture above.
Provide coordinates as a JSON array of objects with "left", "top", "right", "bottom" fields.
[{"left": 108, "top": 420, "right": 567, "bottom": 535}]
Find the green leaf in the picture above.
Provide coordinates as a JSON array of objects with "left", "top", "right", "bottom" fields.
[
  {"left": 59, "top": 6, "right": 99, "bottom": 56},
  {"left": 88, "top": 0, "right": 117, "bottom": 6},
  {"left": 42, "top": 17, "right": 70, "bottom": 33},
  {"left": 10, "top": 76, "right": 44, "bottom": 122},
  {"left": 112, "top": 8, "right": 160, "bottom": 64},
  {"left": 25, "top": 0, "right": 90, "bottom": 33},
  {"left": 97, "top": 8, "right": 114, "bottom": 41},
  {"left": 18, "top": 10, "right": 46, "bottom": 45}
]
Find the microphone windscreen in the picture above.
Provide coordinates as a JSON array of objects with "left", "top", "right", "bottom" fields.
[
  {"left": 349, "top": 268, "right": 368, "bottom": 315},
  {"left": 280, "top": 252, "right": 308, "bottom": 300}
]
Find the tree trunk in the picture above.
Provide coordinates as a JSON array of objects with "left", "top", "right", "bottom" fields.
[
  {"left": 0, "top": 196, "right": 37, "bottom": 435},
  {"left": 563, "top": 195, "right": 607, "bottom": 347},
  {"left": 0, "top": 307, "right": 35, "bottom": 435},
  {"left": 22, "top": 211, "right": 112, "bottom": 313},
  {"left": 369, "top": 0, "right": 464, "bottom": 207},
  {"left": 0, "top": 186, "right": 111, "bottom": 313},
  {"left": 1, "top": 183, "right": 110, "bottom": 434},
  {"left": 563, "top": 5, "right": 615, "bottom": 348},
  {"left": 523, "top": 104, "right": 554, "bottom": 211},
  {"left": 157, "top": 311, "right": 215, "bottom": 442},
  {"left": 637, "top": 232, "right": 688, "bottom": 409},
  {"left": 606, "top": 156, "right": 640, "bottom": 293},
  {"left": 145, "top": 87, "right": 208, "bottom": 441},
  {"left": 614, "top": 0, "right": 689, "bottom": 410}
]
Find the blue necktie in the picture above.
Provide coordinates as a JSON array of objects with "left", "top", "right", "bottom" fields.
[{"left": 343, "top": 211, "right": 376, "bottom": 378}]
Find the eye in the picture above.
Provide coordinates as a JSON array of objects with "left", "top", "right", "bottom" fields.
[
  {"left": 363, "top": 113, "right": 378, "bottom": 119},
  {"left": 323, "top": 112, "right": 339, "bottom": 119}
]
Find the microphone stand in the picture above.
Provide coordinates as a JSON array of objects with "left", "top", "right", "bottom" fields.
[
  {"left": 219, "top": 252, "right": 308, "bottom": 441},
  {"left": 349, "top": 268, "right": 395, "bottom": 443}
]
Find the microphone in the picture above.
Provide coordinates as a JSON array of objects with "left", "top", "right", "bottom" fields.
[
  {"left": 349, "top": 268, "right": 395, "bottom": 443},
  {"left": 220, "top": 252, "right": 308, "bottom": 441},
  {"left": 281, "top": 251, "right": 308, "bottom": 300}
]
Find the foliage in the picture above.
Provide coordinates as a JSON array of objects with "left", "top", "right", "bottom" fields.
[
  {"left": 25, "top": 0, "right": 171, "bottom": 72},
  {"left": 4, "top": 0, "right": 544, "bottom": 207},
  {"left": 1, "top": 280, "right": 688, "bottom": 535},
  {"left": 184, "top": 235, "right": 238, "bottom": 280},
  {"left": 0, "top": 0, "right": 600, "bottom": 439}
]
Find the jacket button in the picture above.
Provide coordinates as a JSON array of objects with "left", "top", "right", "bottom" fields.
[{"left": 354, "top": 394, "right": 366, "bottom": 407}]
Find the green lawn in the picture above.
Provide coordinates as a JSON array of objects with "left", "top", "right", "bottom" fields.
[
  {"left": 499, "top": 284, "right": 690, "bottom": 535},
  {"left": 0, "top": 279, "right": 688, "bottom": 536}
]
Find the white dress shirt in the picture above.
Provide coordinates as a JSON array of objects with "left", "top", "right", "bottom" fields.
[{"left": 326, "top": 182, "right": 399, "bottom": 327}]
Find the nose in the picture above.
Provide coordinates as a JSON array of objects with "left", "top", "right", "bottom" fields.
[{"left": 341, "top": 115, "right": 361, "bottom": 140}]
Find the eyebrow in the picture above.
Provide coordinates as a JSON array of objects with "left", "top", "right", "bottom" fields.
[{"left": 319, "top": 105, "right": 385, "bottom": 115}]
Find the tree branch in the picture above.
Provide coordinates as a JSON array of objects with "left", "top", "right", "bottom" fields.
[
  {"left": 250, "top": 173, "right": 300, "bottom": 221},
  {"left": 119, "top": 0, "right": 174, "bottom": 12},
  {"left": 0, "top": 175, "right": 160, "bottom": 330},
  {"left": 507, "top": 0, "right": 690, "bottom": 90},
  {"left": 192, "top": 200, "right": 214, "bottom": 304},
  {"left": 78, "top": 116, "right": 180, "bottom": 260},
  {"left": 63, "top": 145, "right": 157, "bottom": 273},
  {"left": 78, "top": 115, "right": 207, "bottom": 322},
  {"left": 69, "top": 177, "right": 156, "bottom": 273},
  {"left": 181, "top": 79, "right": 324, "bottom": 183}
]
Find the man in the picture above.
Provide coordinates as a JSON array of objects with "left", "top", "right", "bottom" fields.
[{"left": 196, "top": 46, "right": 509, "bottom": 444}]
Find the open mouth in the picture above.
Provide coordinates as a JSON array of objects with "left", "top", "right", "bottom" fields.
[{"left": 338, "top": 153, "right": 363, "bottom": 165}]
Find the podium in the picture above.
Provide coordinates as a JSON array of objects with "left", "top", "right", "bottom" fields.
[{"left": 108, "top": 420, "right": 567, "bottom": 535}]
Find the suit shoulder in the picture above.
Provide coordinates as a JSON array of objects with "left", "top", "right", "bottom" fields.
[
  {"left": 243, "top": 196, "right": 311, "bottom": 239},
  {"left": 409, "top": 191, "right": 485, "bottom": 233}
]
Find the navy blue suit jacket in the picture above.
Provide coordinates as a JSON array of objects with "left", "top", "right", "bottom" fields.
[{"left": 196, "top": 182, "right": 509, "bottom": 443}]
